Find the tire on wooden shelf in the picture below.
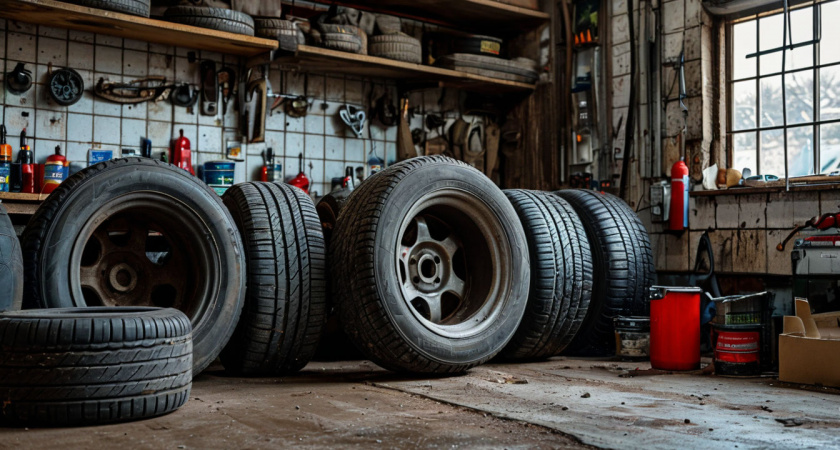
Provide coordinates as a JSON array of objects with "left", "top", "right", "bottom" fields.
[
  {"left": 451, "top": 34, "right": 503, "bottom": 58},
  {"left": 435, "top": 54, "right": 539, "bottom": 83},
  {"left": 330, "top": 156, "right": 530, "bottom": 374},
  {"left": 369, "top": 33, "right": 422, "bottom": 64},
  {"left": 498, "top": 190, "right": 592, "bottom": 360},
  {"left": 163, "top": 6, "right": 255, "bottom": 36},
  {"left": 21, "top": 158, "right": 246, "bottom": 375},
  {"left": 254, "top": 18, "right": 305, "bottom": 51},
  {"left": 0, "top": 307, "right": 192, "bottom": 426},
  {"left": 219, "top": 182, "right": 327, "bottom": 376},
  {"left": 553, "top": 189, "right": 655, "bottom": 356},
  {"left": 0, "top": 205, "right": 23, "bottom": 312},
  {"left": 320, "top": 24, "right": 365, "bottom": 54},
  {"left": 64, "top": 0, "right": 150, "bottom": 17}
]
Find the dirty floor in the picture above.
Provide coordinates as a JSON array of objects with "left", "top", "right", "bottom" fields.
[{"left": 3, "top": 358, "right": 839, "bottom": 449}]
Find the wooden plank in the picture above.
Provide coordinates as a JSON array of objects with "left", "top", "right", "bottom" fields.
[
  {"left": 1, "top": 202, "right": 40, "bottom": 215},
  {"left": 0, "top": 0, "right": 277, "bottom": 56},
  {"left": 0, "top": 192, "right": 49, "bottom": 202},
  {"left": 275, "top": 46, "right": 536, "bottom": 93},
  {"left": 343, "top": 0, "right": 548, "bottom": 30}
]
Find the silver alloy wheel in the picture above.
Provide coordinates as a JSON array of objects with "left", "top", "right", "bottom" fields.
[{"left": 395, "top": 188, "right": 511, "bottom": 339}]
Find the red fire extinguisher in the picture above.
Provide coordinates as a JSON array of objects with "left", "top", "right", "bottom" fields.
[
  {"left": 18, "top": 128, "right": 35, "bottom": 194},
  {"left": 170, "top": 129, "right": 194, "bottom": 175},
  {"left": 288, "top": 153, "right": 310, "bottom": 194},
  {"left": 669, "top": 157, "right": 689, "bottom": 231}
]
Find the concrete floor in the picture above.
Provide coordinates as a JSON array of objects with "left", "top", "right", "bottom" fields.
[{"left": 4, "top": 358, "right": 840, "bottom": 449}]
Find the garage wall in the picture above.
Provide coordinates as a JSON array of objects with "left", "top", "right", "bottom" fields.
[{"left": 0, "top": 19, "right": 400, "bottom": 196}]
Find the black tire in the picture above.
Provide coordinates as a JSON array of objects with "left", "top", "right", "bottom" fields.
[
  {"left": 435, "top": 54, "right": 539, "bottom": 83},
  {"left": 0, "top": 205, "right": 23, "bottom": 312},
  {"left": 64, "top": 0, "right": 150, "bottom": 17},
  {"left": 164, "top": 6, "right": 255, "bottom": 36},
  {"left": 21, "top": 158, "right": 246, "bottom": 375},
  {"left": 499, "top": 190, "right": 592, "bottom": 360},
  {"left": 0, "top": 307, "right": 192, "bottom": 426},
  {"left": 452, "top": 35, "right": 503, "bottom": 58},
  {"left": 330, "top": 156, "right": 530, "bottom": 373},
  {"left": 219, "top": 182, "right": 326, "bottom": 376},
  {"left": 323, "top": 32, "right": 364, "bottom": 53},
  {"left": 369, "top": 33, "right": 422, "bottom": 64},
  {"left": 554, "top": 189, "right": 655, "bottom": 356},
  {"left": 254, "top": 18, "right": 306, "bottom": 51}
]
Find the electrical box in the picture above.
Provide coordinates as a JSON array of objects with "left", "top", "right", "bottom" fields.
[{"left": 650, "top": 182, "right": 670, "bottom": 222}]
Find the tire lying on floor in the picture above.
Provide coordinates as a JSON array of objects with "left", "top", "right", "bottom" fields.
[
  {"left": 330, "top": 156, "right": 530, "bottom": 373},
  {"left": 0, "top": 307, "right": 192, "bottom": 426},
  {"left": 499, "top": 190, "right": 592, "bottom": 360},
  {"left": 21, "top": 158, "right": 246, "bottom": 375},
  {"left": 0, "top": 204, "right": 23, "bottom": 312},
  {"left": 219, "top": 182, "right": 326, "bottom": 376},
  {"left": 553, "top": 189, "right": 655, "bottom": 356}
]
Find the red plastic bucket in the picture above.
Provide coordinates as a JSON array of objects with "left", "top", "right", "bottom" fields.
[{"left": 649, "top": 286, "right": 701, "bottom": 371}]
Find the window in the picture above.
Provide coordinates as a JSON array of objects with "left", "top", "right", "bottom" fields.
[{"left": 728, "top": 1, "right": 840, "bottom": 178}]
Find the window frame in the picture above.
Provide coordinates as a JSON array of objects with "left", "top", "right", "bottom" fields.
[{"left": 724, "top": 1, "right": 840, "bottom": 177}]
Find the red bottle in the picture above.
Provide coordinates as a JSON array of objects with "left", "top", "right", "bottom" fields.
[
  {"left": 18, "top": 128, "right": 35, "bottom": 194},
  {"left": 42, "top": 145, "right": 68, "bottom": 194},
  {"left": 170, "top": 129, "right": 194, "bottom": 175},
  {"left": 669, "top": 157, "right": 689, "bottom": 231}
]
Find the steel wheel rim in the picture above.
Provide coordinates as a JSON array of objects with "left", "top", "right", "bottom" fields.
[
  {"left": 394, "top": 188, "right": 510, "bottom": 339},
  {"left": 68, "top": 192, "right": 219, "bottom": 328}
]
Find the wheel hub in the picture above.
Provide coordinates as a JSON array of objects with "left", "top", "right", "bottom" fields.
[
  {"left": 108, "top": 262, "right": 138, "bottom": 293},
  {"left": 407, "top": 245, "right": 445, "bottom": 292}
]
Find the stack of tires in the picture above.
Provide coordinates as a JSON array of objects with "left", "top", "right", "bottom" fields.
[{"left": 7, "top": 156, "right": 653, "bottom": 427}]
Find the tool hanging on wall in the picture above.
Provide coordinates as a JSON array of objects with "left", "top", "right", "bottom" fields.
[
  {"left": 218, "top": 67, "right": 236, "bottom": 114},
  {"left": 462, "top": 118, "right": 486, "bottom": 172},
  {"left": 484, "top": 121, "right": 500, "bottom": 178},
  {"left": 6, "top": 63, "right": 32, "bottom": 95},
  {"left": 200, "top": 60, "right": 218, "bottom": 116},
  {"left": 94, "top": 76, "right": 172, "bottom": 104},
  {"left": 283, "top": 73, "right": 310, "bottom": 118},
  {"left": 170, "top": 83, "right": 199, "bottom": 108},
  {"left": 396, "top": 97, "right": 415, "bottom": 161},
  {"left": 288, "top": 153, "right": 310, "bottom": 193},
  {"left": 48, "top": 67, "right": 84, "bottom": 106},
  {"left": 339, "top": 105, "right": 366, "bottom": 138}
]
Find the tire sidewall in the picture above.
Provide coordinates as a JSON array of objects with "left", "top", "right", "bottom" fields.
[
  {"left": 36, "top": 163, "right": 244, "bottom": 373},
  {"left": 372, "top": 163, "right": 529, "bottom": 365}
]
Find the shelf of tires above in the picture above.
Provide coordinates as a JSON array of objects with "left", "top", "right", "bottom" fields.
[
  {"left": 335, "top": 0, "right": 549, "bottom": 32},
  {"left": 0, "top": 0, "right": 278, "bottom": 56},
  {"left": 271, "top": 45, "right": 536, "bottom": 93}
]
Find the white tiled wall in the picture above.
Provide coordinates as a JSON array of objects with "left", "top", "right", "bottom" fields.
[{"left": 0, "top": 20, "right": 400, "bottom": 197}]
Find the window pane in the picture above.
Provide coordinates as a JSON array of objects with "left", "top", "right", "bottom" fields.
[
  {"left": 821, "top": 1, "right": 840, "bottom": 64},
  {"left": 787, "top": 126, "right": 814, "bottom": 176},
  {"left": 785, "top": 70, "right": 814, "bottom": 125},
  {"left": 820, "top": 64, "right": 840, "bottom": 121},
  {"left": 820, "top": 123, "right": 840, "bottom": 173},
  {"left": 785, "top": 45, "right": 813, "bottom": 71},
  {"left": 733, "top": 132, "right": 757, "bottom": 174},
  {"left": 760, "top": 14, "right": 783, "bottom": 75},
  {"left": 732, "top": 80, "right": 757, "bottom": 130},
  {"left": 760, "top": 76, "right": 783, "bottom": 127},
  {"left": 789, "top": 6, "right": 813, "bottom": 44},
  {"left": 733, "top": 21, "right": 757, "bottom": 80},
  {"left": 760, "top": 129, "right": 785, "bottom": 176}
]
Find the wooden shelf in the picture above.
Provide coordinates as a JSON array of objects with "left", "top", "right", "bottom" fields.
[
  {"left": 0, "top": 192, "right": 49, "bottom": 215},
  {"left": 0, "top": 0, "right": 278, "bottom": 57},
  {"left": 338, "top": 0, "right": 549, "bottom": 31},
  {"left": 273, "top": 45, "right": 536, "bottom": 93}
]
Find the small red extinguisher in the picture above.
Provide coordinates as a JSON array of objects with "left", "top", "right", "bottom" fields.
[
  {"left": 669, "top": 157, "right": 689, "bottom": 231},
  {"left": 170, "top": 129, "right": 194, "bottom": 175}
]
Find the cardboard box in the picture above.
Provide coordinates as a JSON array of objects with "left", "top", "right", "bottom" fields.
[{"left": 779, "top": 299, "right": 840, "bottom": 387}]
